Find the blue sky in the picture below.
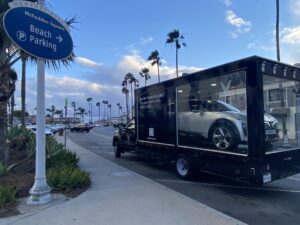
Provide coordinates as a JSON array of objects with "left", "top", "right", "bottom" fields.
[{"left": 11, "top": 0, "right": 300, "bottom": 119}]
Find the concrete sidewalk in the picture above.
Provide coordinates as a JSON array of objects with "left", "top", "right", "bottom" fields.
[{"left": 0, "top": 135, "right": 247, "bottom": 225}]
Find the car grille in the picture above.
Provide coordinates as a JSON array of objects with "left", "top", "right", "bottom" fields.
[{"left": 264, "top": 121, "right": 278, "bottom": 129}]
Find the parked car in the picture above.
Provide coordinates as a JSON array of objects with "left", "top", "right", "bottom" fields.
[
  {"left": 70, "top": 123, "right": 92, "bottom": 132},
  {"left": 112, "top": 120, "right": 136, "bottom": 157},
  {"left": 26, "top": 125, "right": 54, "bottom": 137},
  {"left": 178, "top": 100, "right": 279, "bottom": 151}
]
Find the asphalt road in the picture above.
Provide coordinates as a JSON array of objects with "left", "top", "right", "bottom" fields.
[{"left": 68, "top": 126, "right": 300, "bottom": 225}]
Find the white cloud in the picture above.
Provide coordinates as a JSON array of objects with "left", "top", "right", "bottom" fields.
[
  {"left": 282, "top": 26, "right": 300, "bottom": 45},
  {"left": 247, "top": 41, "right": 275, "bottom": 51},
  {"left": 14, "top": 52, "right": 202, "bottom": 118},
  {"left": 139, "top": 36, "right": 154, "bottom": 45},
  {"left": 117, "top": 52, "right": 201, "bottom": 81},
  {"left": 222, "top": 0, "right": 232, "bottom": 7},
  {"left": 225, "top": 10, "right": 252, "bottom": 38},
  {"left": 75, "top": 57, "right": 102, "bottom": 68},
  {"left": 289, "top": 0, "right": 300, "bottom": 18}
]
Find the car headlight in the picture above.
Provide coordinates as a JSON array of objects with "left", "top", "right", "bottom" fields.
[{"left": 241, "top": 121, "right": 248, "bottom": 135}]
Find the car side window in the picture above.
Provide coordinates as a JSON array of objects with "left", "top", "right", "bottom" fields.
[{"left": 127, "top": 122, "right": 135, "bottom": 130}]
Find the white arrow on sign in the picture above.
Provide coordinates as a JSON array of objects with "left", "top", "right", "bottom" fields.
[{"left": 56, "top": 35, "right": 63, "bottom": 43}]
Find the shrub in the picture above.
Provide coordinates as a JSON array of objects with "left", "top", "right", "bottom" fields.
[
  {"left": 47, "top": 150, "right": 79, "bottom": 169},
  {"left": 46, "top": 136, "right": 65, "bottom": 157},
  {"left": 0, "top": 162, "right": 7, "bottom": 177},
  {"left": 7, "top": 126, "right": 35, "bottom": 158},
  {"left": 47, "top": 166, "right": 91, "bottom": 192},
  {"left": 0, "top": 186, "right": 17, "bottom": 208}
]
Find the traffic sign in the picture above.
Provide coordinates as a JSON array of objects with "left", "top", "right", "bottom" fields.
[{"left": 3, "top": 4, "right": 73, "bottom": 60}]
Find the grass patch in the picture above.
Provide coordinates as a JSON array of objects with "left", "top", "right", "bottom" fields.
[{"left": 0, "top": 186, "right": 17, "bottom": 208}]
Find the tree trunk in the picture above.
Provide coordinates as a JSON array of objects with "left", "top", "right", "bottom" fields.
[
  {"left": 10, "top": 93, "right": 14, "bottom": 126},
  {"left": 21, "top": 56, "right": 26, "bottom": 126},
  {"left": 176, "top": 47, "right": 179, "bottom": 78},
  {"left": 130, "top": 84, "right": 133, "bottom": 119},
  {"left": 157, "top": 64, "right": 160, "bottom": 82},
  {"left": 0, "top": 101, "right": 8, "bottom": 164},
  {"left": 276, "top": 0, "right": 280, "bottom": 62},
  {"left": 126, "top": 93, "right": 129, "bottom": 122}
]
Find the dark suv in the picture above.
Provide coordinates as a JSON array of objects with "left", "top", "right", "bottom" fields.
[
  {"left": 112, "top": 120, "right": 136, "bottom": 157},
  {"left": 70, "top": 123, "right": 92, "bottom": 132}
]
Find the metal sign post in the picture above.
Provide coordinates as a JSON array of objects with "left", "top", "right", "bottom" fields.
[{"left": 27, "top": 58, "right": 52, "bottom": 205}]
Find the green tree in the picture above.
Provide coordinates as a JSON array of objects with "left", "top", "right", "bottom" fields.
[
  {"left": 139, "top": 68, "right": 150, "bottom": 86},
  {"left": 86, "top": 97, "right": 92, "bottom": 124},
  {"left": 102, "top": 100, "right": 108, "bottom": 120},
  {"left": 46, "top": 105, "right": 57, "bottom": 123},
  {"left": 77, "top": 107, "right": 87, "bottom": 123},
  {"left": 108, "top": 104, "right": 112, "bottom": 118},
  {"left": 125, "top": 73, "right": 138, "bottom": 117},
  {"left": 71, "top": 101, "right": 76, "bottom": 122},
  {"left": 20, "top": 50, "right": 28, "bottom": 127},
  {"left": 122, "top": 80, "right": 129, "bottom": 122},
  {"left": 96, "top": 102, "right": 101, "bottom": 122},
  {"left": 166, "top": 29, "right": 186, "bottom": 78},
  {"left": 147, "top": 50, "right": 161, "bottom": 82}
]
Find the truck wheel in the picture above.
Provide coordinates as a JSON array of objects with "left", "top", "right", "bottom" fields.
[
  {"left": 175, "top": 155, "right": 194, "bottom": 179},
  {"left": 114, "top": 140, "right": 121, "bottom": 158},
  {"left": 209, "top": 122, "right": 239, "bottom": 151}
]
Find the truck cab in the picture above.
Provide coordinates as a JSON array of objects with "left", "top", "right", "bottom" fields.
[{"left": 112, "top": 120, "right": 136, "bottom": 157}]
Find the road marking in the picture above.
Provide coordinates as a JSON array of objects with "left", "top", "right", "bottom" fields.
[{"left": 155, "top": 179, "right": 300, "bottom": 193}]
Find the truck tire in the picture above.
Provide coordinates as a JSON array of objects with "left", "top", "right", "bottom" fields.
[
  {"left": 209, "top": 121, "right": 239, "bottom": 151},
  {"left": 113, "top": 140, "right": 122, "bottom": 158},
  {"left": 175, "top": 154, "right": 194, "bottom": 179}
]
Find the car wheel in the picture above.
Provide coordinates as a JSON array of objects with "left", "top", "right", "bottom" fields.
[
  {"left": 114, "top": 140, "right": 122, "bottom": 158},
  {"left": 175, "top": 154, "right": 194, "bottom": 179},
  {"left": 210, "top": 122, "right": 239, "bottom": 151}
]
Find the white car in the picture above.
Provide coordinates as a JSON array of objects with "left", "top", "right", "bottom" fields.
[
  {"left": 26, "top": 125, "right": 54, "bottom": 137},
  {"left": 178, "top": 100, "right": 279, "bottom": 151}
]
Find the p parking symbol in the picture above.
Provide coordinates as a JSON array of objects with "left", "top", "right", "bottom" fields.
[{"left": 16, "top": 30, "right": 27, "bottom": 41}]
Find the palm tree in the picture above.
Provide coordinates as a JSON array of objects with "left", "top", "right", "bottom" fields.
[
  {"left": 96, "top": 102, "right": 101, "bottom": 122},
  {"left": 108, "top": 104, "right": 112, "bottom": 118},
  {"left": 166, "top": 29, "right": 186, "bottom": 78},
  {"left": 139, "top": 68, "right": 150, "bottom": 86},
  {"left": 119, "top": 105, "right": 122, "bottom": 115},
  {"left": 102, "top": 100, "right": 106, "bottom": 120},
  {"left": 117, "top": 102, "right": 121, "bottom": 116},
  {"left": 46, "top": 105, "right": 57, "bottom": 123},
  {"left": 77, "top": 107, "right": 87, "bottom": 123},
  {"left": 274, "top": 0, "right": 287, "bottom": 141},
  {"left": 276, "top": 0, "right": 280, "bottom": 62},
  {"left": 147, "top": 50, "right": 161, "bottom": 82},
  {"left": 122, "top": 80, "right": 130, "bottom": 122},
  {"left": 55, "top": 109, "right": 63, "bottom": 124},
  {"left": 125, "top": 73, "right": 137, "bottom": 117},
  {"left": 20, "top": 50, "right": 28, "bottom": 127},
  {"left": 71, "top": 101, "right": 76, "bottom": 122},
  {"left": 86, "top": 97, "right": 92, "bottom": 124}
]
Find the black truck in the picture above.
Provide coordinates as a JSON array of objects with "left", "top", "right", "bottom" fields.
[{"left": 113, "top": 56, "right": 300, "bottom": 184}]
